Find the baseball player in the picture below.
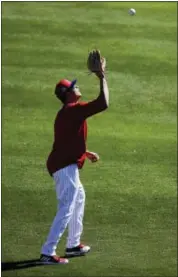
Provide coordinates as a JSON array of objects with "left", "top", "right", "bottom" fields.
[{"left": 40, "top": 50, "right": 109, "bottom": 264}]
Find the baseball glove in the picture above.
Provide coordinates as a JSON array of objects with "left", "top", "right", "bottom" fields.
[{"left": 87, "top": 49, "right": 106, "bottom": 75}]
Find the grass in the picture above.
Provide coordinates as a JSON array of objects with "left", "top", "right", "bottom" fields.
[{"left": 1, "top": 2, "right": 177, "bottom": 277}]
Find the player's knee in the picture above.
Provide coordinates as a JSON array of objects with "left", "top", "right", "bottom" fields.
[{"left": 79, "top": 187, "right": 86, "bottom": 203}]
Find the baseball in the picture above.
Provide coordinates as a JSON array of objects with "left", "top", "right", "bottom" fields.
[{"left": 128, "top": 8, "right": 136, "bottom": 15}]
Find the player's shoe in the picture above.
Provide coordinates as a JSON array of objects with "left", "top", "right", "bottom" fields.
[
  {"left": 39, "top": 254, "right": 69, "bottom": 264},
  {"left": 65, "top": 243, "right": 91, "bottom": 257}
]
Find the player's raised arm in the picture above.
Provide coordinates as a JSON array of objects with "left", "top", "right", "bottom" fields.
[
  {"left": 74, "top": 50, "right": 109, "bottom": 119},
  {"left": 88, "top": 49, "right": 109, "bottom": 108},
  {"left": 96, "top": 70, "right": 109, "bottom": 109}
]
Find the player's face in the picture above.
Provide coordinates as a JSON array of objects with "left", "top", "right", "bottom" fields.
[
  {"left": 71, "top": 86, "right": 82, "bottom": 102},
  {"left": 67, "top": 86, "right": 81, "bottom": 103},
  {"left": 73, "top": 86, "right": 82, "bottom": 97}
]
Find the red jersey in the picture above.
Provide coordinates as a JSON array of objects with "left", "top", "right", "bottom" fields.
[{"left": 47, "top": 96, "right": 107, "bottom": 176}]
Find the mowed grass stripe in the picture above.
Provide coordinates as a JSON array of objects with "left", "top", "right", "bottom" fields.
[{"left": 2, "top": 69, "right": 177, "bottom": 115}]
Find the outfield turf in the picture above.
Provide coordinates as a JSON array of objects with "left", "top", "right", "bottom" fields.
[{"left": 1, "top": 2, "right": 177, "bottom": 277}]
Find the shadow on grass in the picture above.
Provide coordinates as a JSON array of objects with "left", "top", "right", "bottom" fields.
[
  {"left": 2, "top": 259, "right": 43, "bottom": 271},
  {"left": 1, "top": 255, "right": 83, "bottom": 271}
]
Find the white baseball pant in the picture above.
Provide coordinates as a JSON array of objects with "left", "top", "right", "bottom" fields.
[{"left": 41, "top": 164, "right": 85, "bottom": 256}]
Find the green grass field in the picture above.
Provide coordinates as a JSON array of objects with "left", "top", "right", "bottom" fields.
[{"left": 2, "top": 2, "right": 177, "bottom": 277}]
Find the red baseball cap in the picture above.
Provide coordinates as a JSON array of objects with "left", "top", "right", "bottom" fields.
[
  {"left": 56, "top": 79, "right": 77, "bottom": 89},
  {"left": 55, "top": 79, "right": 77, "bottom": 102}
]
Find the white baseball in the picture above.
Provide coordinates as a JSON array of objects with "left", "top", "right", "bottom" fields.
[{"left": 128, "top": 8, "right": 136, "bottom": 16}]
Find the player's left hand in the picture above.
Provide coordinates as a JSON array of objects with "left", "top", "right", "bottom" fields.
[
  {"left": 86, "top": 151, "right": 100, "bottom": 163},
  {"left": 87, "top": 49, "right": 106, "bottom": 79}
]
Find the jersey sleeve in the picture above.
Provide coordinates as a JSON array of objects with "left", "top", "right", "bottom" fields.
[{"left": 73, "top": 97, "right": 107, "bottom": 119}]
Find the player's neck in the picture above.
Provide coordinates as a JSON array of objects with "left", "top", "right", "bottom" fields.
[
  {"left": 65, "top": 96, "right": 80, "bottom": 104},
  {"left": 65, "top": 99, "right": 78, "bottom": 104}
]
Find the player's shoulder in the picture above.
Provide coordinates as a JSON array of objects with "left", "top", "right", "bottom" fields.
[
  {"left": 77, "top": 101, "right": 88, "bottom": 106},
  {"left": 67, "top": 101, "right": 88, "bottom": 108}
]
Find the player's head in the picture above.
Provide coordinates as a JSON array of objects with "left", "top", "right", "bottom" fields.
[{"left": 55, "top": 79, "right": 81, "bottom": 104}]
